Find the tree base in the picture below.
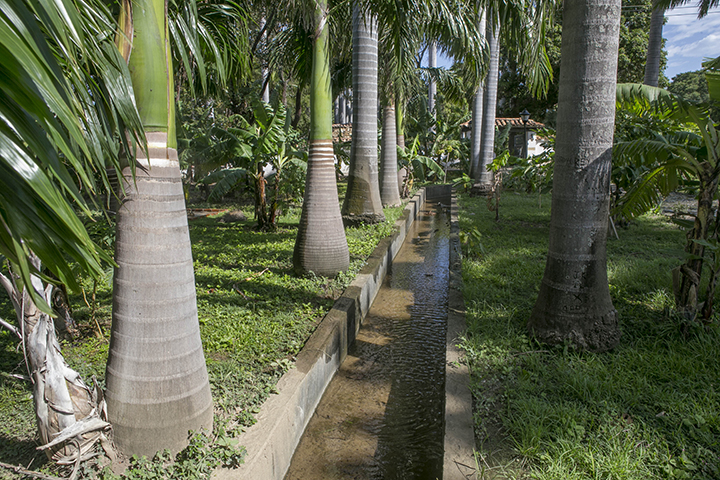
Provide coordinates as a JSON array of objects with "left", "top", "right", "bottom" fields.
[
  {"left": 342, "top": 213, "right": 386, "bottom": 227},
  {"left": 469, "top": 183, "right": 492, "bottom": 196},
  {"left": 528, "top": 307, "right": 620, "bottom": 353}
]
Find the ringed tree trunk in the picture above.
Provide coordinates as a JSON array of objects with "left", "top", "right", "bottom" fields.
[
  {"left": 106, "top": 0, "right": 213, "bottom": 457},
  {"left": 469, "top": 10, "right": 486, "bottom": 179},
  {"left": 643, "top": 5, "right": 664, "bottom": 87},
  {"left": 341, "top": 5, "right": 385, "bottom": 226},
  {"left": 474, "top": 21, "right": 499, "bottom": 192},
  {"left": 293, "top": 0, "right": 350, "bottom": 276},
  {"left": 380, "top": 101, "right": 402, "bottom": 207},
  {"left": 528, "top": 0, "right": 621, "bottom": 353},
  {"left": 396, "top": 87, "right": 409, "bottom": 197}
]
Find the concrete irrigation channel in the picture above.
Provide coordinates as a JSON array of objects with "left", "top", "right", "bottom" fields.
[{"left": 213, "top": 186, "right": 475, "bottom": 480}]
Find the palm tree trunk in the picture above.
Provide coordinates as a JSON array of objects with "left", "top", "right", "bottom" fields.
[
  {"left": 293, "top": 0, "right": 350, "bottom": 276},
  {"left": 469, "top": 10, "right": 486, "bottom": 179},
  {"left": 106, "top": 0, "right": 212, "bottom": 456},
  {"left": 475, "top": 21, "right": 499, "bottom": 192},
  {"left": 528, "top": 0, "right": 621, "bottom": 353},
  {"left": 341, "top": 5, "right": 385, "bottom": 225},
  {"left": 380, "top": 102, "right": 402, "bottom": 206},
  {"left": 643, "top": 5, "right": 664, "bottom": 87},
  {"left": 428, "top": 41, "right": 437, "bottom": 114},
  {"left": 292, "top": 83, "right": 304, "bottom": 128}
]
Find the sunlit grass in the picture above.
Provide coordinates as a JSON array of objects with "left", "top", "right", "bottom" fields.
[
  {"left": 0, "top": 194, "right": 406, "bottom": 473},
  {"left": 460, "top": 191, "right": 720, "bottom": 479}
]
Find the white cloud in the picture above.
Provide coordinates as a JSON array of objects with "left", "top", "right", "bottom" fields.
[{"left": 663, "top": 7, "right": 720, "bottom": 78}]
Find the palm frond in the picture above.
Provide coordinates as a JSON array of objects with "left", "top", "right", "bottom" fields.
[{"left": 0, "top": 0, "right": 144, "bottom": 312}]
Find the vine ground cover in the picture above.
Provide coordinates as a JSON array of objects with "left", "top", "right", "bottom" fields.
[{"left": 460, "top": 192, "right": 720, "bottom": 479}]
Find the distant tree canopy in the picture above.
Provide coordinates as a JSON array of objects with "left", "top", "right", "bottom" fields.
[
  {"left": 669, "top": 69, "right": 720, "bottom": 119},
  {"left": 497, "top": 0, "right": 667, "bottom": 125}
]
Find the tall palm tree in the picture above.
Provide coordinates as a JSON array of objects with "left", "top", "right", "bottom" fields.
[
  {"left": 293, "top": 0, "right": 350, "bottom": 276},
  {"left": 528, "top": 0, "right": 622, "bottom": 352},
  {"left": 469, "top": 10, "right": 486, "bottom": 179},
  {"left": 380, "top": 102, "right": 403, "bottom": 206},
  {"left": 342, "top": 5, "right": 386, "bottom": 224},
  {"left": 373, "top": 0, "right": 483, "bottom": 204},
  {"left": 475, "top": 21, "right": 499, "bottom": 190},
  {"left": 473, "top": 0, "right": 554, "bottom": 190},
  {"left": 644, "top": 2, "right": 665, "bottom": 86},
  {"left": 105, "top": 0, "right": 213, "bottom": 456}
]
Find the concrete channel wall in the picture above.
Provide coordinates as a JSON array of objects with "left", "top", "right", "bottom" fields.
[{"left": 213, "top": 186, "right": 474, "bottom": 479}]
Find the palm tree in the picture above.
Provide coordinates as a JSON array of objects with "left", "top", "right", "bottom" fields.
[
  {"left": 373, "top": 0, "right": 483, "bottom": 204},
  {"left": 105, "top": 0, "right": 213, "bottom": 456},
  {"left": 469, "top": 10, "right": 486, "bottom": 179},
  {"left": 528, "top": 0, "right": 622, "bottom": 352},
  {"left": 293, "top": 0, "right": 350, "bottom": 276},
  {"left": 644, "top": 2, "right": 665, "bottom": 87},
  {"left": 473, "top": 0, "right": 554, "bottom": 191},
  {"left": 380, "top": 102, "right": 403, "bottom": 206},
  {"left": 341, "top": 5, "right": 386, "bottom": 225},
  {"left": 474, "top": 21, "right": 499, "bottom": 190}
]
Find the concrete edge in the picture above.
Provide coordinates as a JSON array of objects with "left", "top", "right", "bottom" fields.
[
  {"left": 213, "top": 188, "right": 427, "bottom": 480},
  {"left": 443, "top": 189, "right": 477, "bottom": 479}
]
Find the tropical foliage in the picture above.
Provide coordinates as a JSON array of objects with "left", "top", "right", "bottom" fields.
[{"left": 613, "top": 58, "right": 720, "bottom": 319}]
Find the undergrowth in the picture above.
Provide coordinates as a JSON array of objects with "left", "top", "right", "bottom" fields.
[
  {"left": 460, "top": 192, "right": 720, "bottom": 480},
  {"left": 0, "top": 197, "right": 405, "bottom": 478}
]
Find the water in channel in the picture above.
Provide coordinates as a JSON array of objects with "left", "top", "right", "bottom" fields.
[{"left": 285, "top": 201, "right": 450, "bottom": 480}]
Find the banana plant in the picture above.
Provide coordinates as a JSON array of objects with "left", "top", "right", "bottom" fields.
[
  {"left": 613, "top": 59, "right": 720, "bottom": 319},
  {"left": 201, "top": 100, "right": 299, "bottom": 230}
]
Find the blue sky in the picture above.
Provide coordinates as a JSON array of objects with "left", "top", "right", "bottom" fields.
[
  {"left": 430, "top": 6, "right": 720, "bottom": 82},
  {"left": 663, "top": 5, "right": 720, "bottom": 80}
]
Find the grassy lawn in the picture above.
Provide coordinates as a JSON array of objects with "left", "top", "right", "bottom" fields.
[
  {"left": 459, "top": 191, "right": 720, "bottom": 479},
  {"left": 0, "top": 199, "right": 403, "bottom": 477}
]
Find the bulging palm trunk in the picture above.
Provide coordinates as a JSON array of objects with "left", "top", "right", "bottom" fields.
[
  {"left": 342, "top": 6, "right": 385, "bottom": 226},
  {"left": 108, "top": 133, "right": 213, "bottom": 456},
  {"left": 380, "top": 103, "right": 401, "bottom": 206},
  {"left": 107, "top": 0, "right": 212, "bottom": 456},
  {"left": 643, "top": 6, "right": 664, "bottom": 87},
  {"left": 474, "top": 23, "right": 499, "bottom": 192},
  {"left": 528, "top": 0, "right": 621, "bottom": 352},
  {"left": 293, "top": 0, "right": 349, "bottom": 276}
]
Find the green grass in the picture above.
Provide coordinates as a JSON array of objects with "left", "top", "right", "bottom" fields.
[
  {"left": 460, "top": 192, "right": 720, "bottom": 480},
  {"left": 0, "top": 199, "right": 405, "bottom": 477}
]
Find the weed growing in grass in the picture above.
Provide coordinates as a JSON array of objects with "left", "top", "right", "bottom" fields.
[{"left": 460, "top": 191, "right": 720, "bottom": 480}]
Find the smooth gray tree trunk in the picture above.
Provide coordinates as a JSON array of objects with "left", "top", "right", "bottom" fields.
[
  {"left": 475, "top": 22, "right": 499, "bottom": 191},
  {"left": 428, "top": 41, "right": 437, "bottom": 114},
  {"left": 342, "top": 6, "right": 385, "bottom": 225},
  {"left": 107, "top": 132, "right": 213, "bottom": 456},
  {"left": 470, "top": 10, "right": 486, "bottom": 179},
  {"left": 380, "top": 104, "right": 401, "bottom": 206},
  {"left": 261, "top": 17, "right": 270, "bottom": 103},
  {"left": 528, "top": 0, "right": 621, "bottom": 353},
  {"left": 644, "top": 6, "right": 664, "bottom": 86}
]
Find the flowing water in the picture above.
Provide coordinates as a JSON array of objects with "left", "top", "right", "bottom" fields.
[{"left": 285, "top": 201, "right": 450, "bottom": 480}]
